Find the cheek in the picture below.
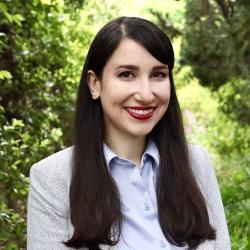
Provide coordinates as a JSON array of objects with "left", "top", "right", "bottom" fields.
[
  {"left": 99, "top": 78, "right": 131, "bottom": 115},
  {"left": 160, "top": 91, "right": 170, "bottom": 103},
  {"left": 102, "top": 84, "right": 131, "bottom": 104},
  {"left": 156, "top": 82, "right": 171, "bottom": 104}
]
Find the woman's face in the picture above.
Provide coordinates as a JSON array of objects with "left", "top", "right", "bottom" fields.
[{"left": 88, "top": 38, "right": 171, "bottom": 141}]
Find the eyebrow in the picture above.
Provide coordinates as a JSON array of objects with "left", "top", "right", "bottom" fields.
[{"left": 115, "top": 64, "right": 169, "bottom": 70}]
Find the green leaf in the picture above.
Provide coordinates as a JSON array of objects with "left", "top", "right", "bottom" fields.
[
  {"left": 0, "top": 70, "right": 12, "bottom": 80},
  {"left": 12, "top": 14, "right": 25, "bottom": 26},
  {"left": 0, "top": 2, "right": 7, "bottom": 13},
  {"left": 12, "top": 119, "right": 24, "bottom": 128},
  {"left": 3, "top": 11, "right": 13, "bottom": 23}
]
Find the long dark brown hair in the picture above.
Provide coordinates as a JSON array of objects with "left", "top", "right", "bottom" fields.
[{"left": 64, "top": 16, "right": 216, "bottom": 250}]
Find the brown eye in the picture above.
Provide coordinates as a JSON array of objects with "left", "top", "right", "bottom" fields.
[
  {"left": 118, "top": 71, "right": 134, "bottom": 79},
  {"left": 152, "top": 71, "right": 167, "bottom": 78}
]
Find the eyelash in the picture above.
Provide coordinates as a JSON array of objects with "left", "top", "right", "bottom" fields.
[
  {"left": 118, "top": 71, "right": 167, "bottom": 79},
  {"left": 151, "top": 72, "right": 167, "bottom": 78},
  {"left": 118, "top": 71, "right": 133, "bottom": 78}
]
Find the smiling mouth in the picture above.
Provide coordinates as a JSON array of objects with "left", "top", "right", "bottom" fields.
[{"left": 124, "top": 107, "right": 156, "bottom": 120}]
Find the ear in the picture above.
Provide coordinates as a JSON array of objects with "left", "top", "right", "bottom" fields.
[{"left": 87, "top": 70, "right": 101, "bottom": 99}]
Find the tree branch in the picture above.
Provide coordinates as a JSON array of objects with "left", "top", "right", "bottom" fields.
[{"left": 214, "top": 0, "right": 233, "bottom": 21}]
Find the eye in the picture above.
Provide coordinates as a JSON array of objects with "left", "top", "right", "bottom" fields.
[
  {"left": 118, "top": 71, "right": 134, "bottom": 79},
  {"left": 151, "top": 71, "right": 167, "bottom": 79}
]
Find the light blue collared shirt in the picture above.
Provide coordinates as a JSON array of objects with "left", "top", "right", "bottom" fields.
[{"left": 103, "top": 140, "right": 185, "bottom": 250}]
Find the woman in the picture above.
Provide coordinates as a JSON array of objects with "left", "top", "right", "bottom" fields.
[{"left": 27, "top": 17, "right": 231, "bottom": 250}]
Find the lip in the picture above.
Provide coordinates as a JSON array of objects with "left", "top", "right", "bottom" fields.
[
  {"left": 124, "top": 106, "right": 156, "bottom": 120},
  {"left": 125, "top": 106, "right": 156, "bottom": 110}
]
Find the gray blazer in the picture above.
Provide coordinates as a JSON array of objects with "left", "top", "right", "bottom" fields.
[{"left": 27, "top": 145, "right": 231, "bottom": 249}]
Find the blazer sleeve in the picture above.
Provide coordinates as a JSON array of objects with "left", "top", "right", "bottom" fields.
[
  {"left": 27, "top": 162, "right": 71, "bottom": 250},
  {"left": 195, "top": 147, "right": 231, "bottom": 250}
]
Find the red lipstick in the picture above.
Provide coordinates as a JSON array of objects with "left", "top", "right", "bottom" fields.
[{"left": 124, "top": 106, "right": 155, "bottom": 120}]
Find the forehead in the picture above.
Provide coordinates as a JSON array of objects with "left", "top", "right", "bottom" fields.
[{"left": 104, "top": 38, "right": 166, "bottom": 70}]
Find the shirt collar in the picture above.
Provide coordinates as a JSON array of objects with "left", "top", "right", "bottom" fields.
[
  {"left": 143, "top": 139, "right": 160, "bottom": 167},
  {"left": 103, "top": 139, "right": 160, "bottom": 169},
  {"left": 103, "top": 143, "right": 118, "bottom": 166}
]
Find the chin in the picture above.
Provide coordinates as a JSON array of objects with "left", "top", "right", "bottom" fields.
[{"left": 129, "top": 127, "right": 154, "bottom": 138}]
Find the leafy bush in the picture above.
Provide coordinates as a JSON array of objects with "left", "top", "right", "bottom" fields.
[
  {"left": 0, "top": 0, "right": 74, "bottom": 248},
  {"left": 0, "top": 0, "right": 249, "bottom": 249}
]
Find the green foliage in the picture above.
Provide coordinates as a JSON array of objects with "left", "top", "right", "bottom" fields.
[
  {"left": 0, "top": 0, "right": 78, "bottom": 247},
  {"left": 220, "top": 160, "right": 250, "bottom": 250},
  {"left": 0, "top": 70, "right": 12, "bottom": 80},
  {"left": 181, "top": 0, "right": 250, "bottom": 87},
  {"left": 0, "top": 106, "right": 63, "bottom": 248},
  {"left": 218, "top": 79, "right": 250, "bottom": 124},
  {"left": 180, "top": 0, "right": 250, "bottom": 125},
  {"left": 0, "top": 0, "right": 249, "bottom": 249}
]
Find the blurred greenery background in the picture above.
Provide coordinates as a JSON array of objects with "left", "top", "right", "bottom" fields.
[{"left": 0, "top": 0, "right": 249, "bottom": 249}]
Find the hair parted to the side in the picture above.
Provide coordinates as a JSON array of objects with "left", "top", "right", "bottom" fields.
[{"left": 64, "top": 16, "right": 216, "bottom": 250}]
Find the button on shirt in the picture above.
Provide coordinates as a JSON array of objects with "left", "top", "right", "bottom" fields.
[{"left": 103, "top": 140, "right": 185, "bottom": 250}]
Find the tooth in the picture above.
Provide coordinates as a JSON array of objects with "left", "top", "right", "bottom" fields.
[{"left": 126, "top": 108, "right": 153, "bottom": 115}]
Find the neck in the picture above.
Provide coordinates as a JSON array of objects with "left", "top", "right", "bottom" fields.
[{"left": 105, "top": 133, "right": 147, "bottom": 167}]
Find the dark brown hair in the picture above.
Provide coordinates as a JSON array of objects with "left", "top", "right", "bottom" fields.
[{"left": 64, "top": 16, "right": 216, "bottom": 250}]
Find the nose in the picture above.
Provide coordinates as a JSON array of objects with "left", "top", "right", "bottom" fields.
[{"left": 134, "top": 78, "right": 155, "bottom": 104}]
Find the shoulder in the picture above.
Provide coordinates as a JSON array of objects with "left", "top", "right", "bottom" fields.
[
  {"left": 188, "top": 144, "right": 209, "bottom": 163},
  {"left": 30, "top": 146, "right": 74, "bottom": 178},
  {"left": 27, "top": 147, "right": 75, "bottom": 244},
  {"left": 187, "top": 144, "right": 215, "bottom": 192},
  {"left": 29, "top": 146, "right": 74, "bottom": 203},
  {"left": 188, "top": 144, "right": 209, "bottom": 171},
  {"left": 187, "top": 145, "right": 231, "bottom": 249},
  {"left": 34, "top": 145, "right": 74, "bottom": 167}
]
